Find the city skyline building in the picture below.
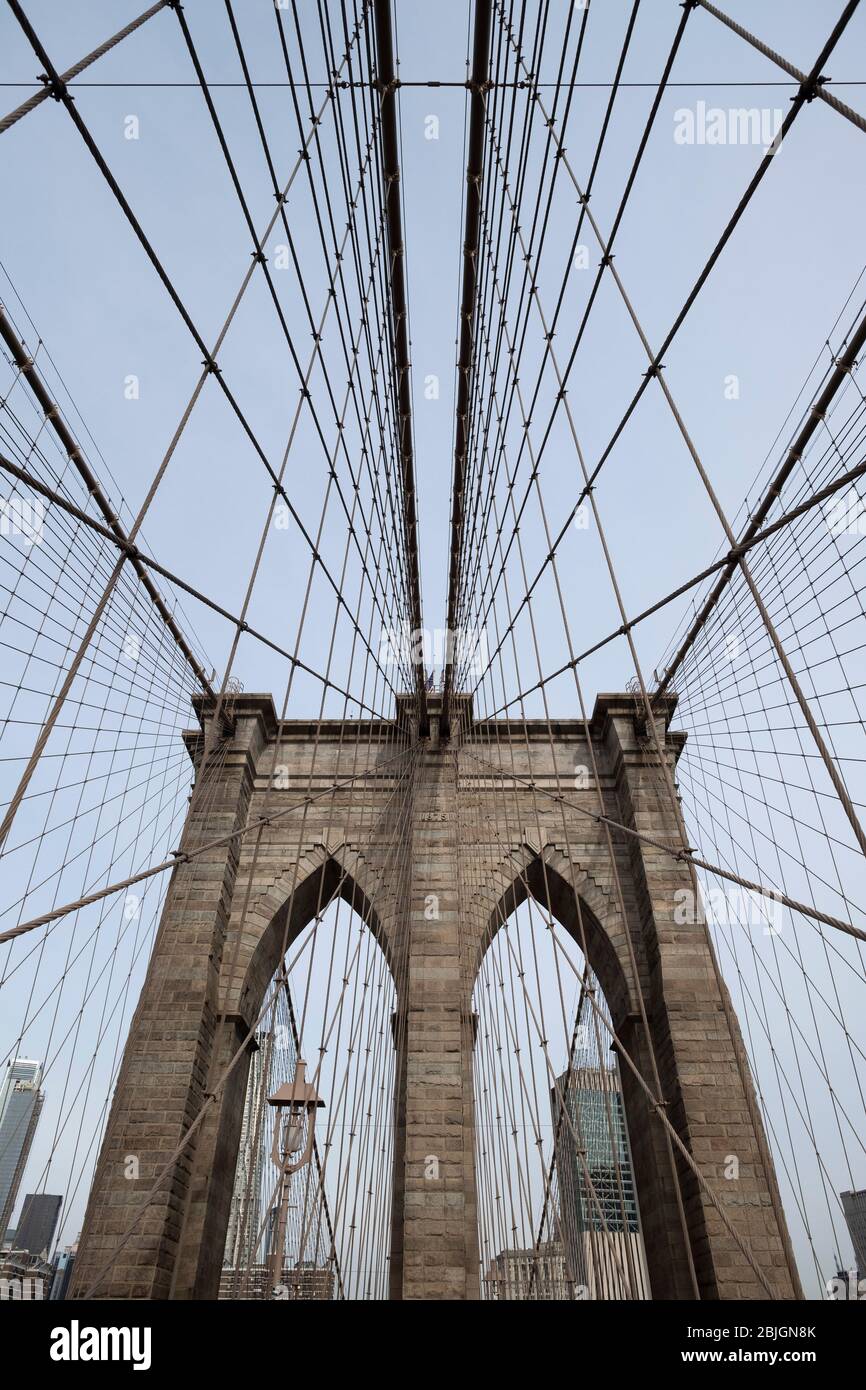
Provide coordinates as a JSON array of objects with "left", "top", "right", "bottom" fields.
[
  {"left": 48, "top": 1243, "right": 78, "bottom": 1302},
  {"left": 0, "top": 1059, "right": 44, "bottom": 1245},
  {"left": 484, "top": 1241, "right": 570, "bottom": 1300},
  {"left": 223, "top": 1033, "right": 273, "bottom": 1275},
  {"left": 840, "top": 1188, "right": 866, "bottom": 1275},
  {"left": 15, "top": 1192, "right": 62, "bottom": 1259},
  {"left": 551, "top": 1060, "right": 650, "bottom": 1300},
  {"left": 218, "top": 1260, "right": 335, "bottom": 1301}
]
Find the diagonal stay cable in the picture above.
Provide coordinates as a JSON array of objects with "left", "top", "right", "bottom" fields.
[
  {"left": 462, "top": 4, "right": 866, "bottom": 877},
  {"left": 473, "top": 458, "right": 866, "bottom": 719},
  {"left": 656, "top": 303, "right": 866, "bottom": 697},
  {"left": 0, "top": 304, "right": 214, "bottom": 697},
  {"left": 459, "top": 745, "right": 866, "bottom": 944},
  {"left": 461, "top": 0, "right": 858, "bottom": 705},
  {"left": 0, "top": 742, "right": 416, "bottom": 946},
  {"left": 0, "top": 0, "right": 170, "bottom": 134},
  {"left": 694, "top": 0, "right": 866, "bottom": 134},
  {"left": 0, "top": 448, "right": 394, "bottom": 719},
  {"left": 0, "top": 0, "right": 384, "bottom": 852}
]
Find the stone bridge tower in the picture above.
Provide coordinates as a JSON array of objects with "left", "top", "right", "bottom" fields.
[{"left": 71, "top": 691, "right": 801, "bottom": 1301}]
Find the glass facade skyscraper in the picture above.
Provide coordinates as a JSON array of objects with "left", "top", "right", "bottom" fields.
[
  {"left": 0, "top": 1059, "right": 44, "bottom": 1244},
  {"left": 551, "top": 1060, "right": 649, "bottom": 1298},
  {"left": 556, "top": 1068, "right": 639, "bottom": 1233}
]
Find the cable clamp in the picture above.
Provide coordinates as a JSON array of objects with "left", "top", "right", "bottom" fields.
[
  {"left": 831, "top": 355, "right": 857, "bottom": 375},
  {"left": 802, "top": 73, "right": 828, "bottom": 103},
  {"left": 40, "top": 73, "right": 68, "bottom": 103}
]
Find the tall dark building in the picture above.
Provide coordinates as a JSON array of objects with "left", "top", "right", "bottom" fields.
[
  {"left": 15, "top": 1193, "right": 62, "bottom": 1258},
  {"left": 841, "top": 1189, "right": 866, "bottom": 1275}
]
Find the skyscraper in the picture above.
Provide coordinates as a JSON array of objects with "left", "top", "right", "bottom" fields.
[
  {"left": 551, "top": 1061, "right": 650, "bottom": 1299},
  {"left": 15, "top": 1193, "right": 62, "bottom": 1258},
  {"left": 223, "top": 1031, "right": 273, "bottom": 1279},
  {"left": 840, "top": 1188, "right": 866, "bottom": 1275},
  {"left": 0, "top": 1059, "right": 44, "bottom": 1244},
  {"left": 49, "top": 1242, "right": 77, "bottom": 1301},
  {"left": 484, "top": 1242, "right": 570, "bottom": 1300}
]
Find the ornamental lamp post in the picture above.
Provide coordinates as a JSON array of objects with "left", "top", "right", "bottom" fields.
[{"left": 266, "top": 1061, "right": 325, "bottom": 1295}]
